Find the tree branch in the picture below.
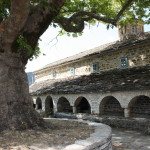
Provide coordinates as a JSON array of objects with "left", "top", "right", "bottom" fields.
[
  {"left": 54, "top": 0, "right": 135, "bottom": 33},
  {"left": 55, "top": 11, "right": 116, "bottom": 33},
  {"left": 19, "top": 0, "right": 66, "bottom": 64},
  {"left": 115, "top": 0, "right": 135, "bottom": 22},
  {"left": 0, "top": 0, "right": 30, "bottom": 53}
]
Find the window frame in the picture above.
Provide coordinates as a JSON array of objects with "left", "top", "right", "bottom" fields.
[
  {"left": 131, "top": 26, "right": 137, "bottom": 33},
  {"left": 120, "top": 57, "right": 128, "bottom": 69},
  {"left": 51, "top": 71, "right": 56, "bottom": 78},
  {"left": 70, "top": 67, "right": 75, "bottom": 76},
  {"left": 92, "top": 62, "right": 99, "bottom": 73}
]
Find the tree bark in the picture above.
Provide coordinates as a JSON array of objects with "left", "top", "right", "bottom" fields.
[
  {"left": 0, "top": 0, "right": 30, "bottom": 53},
  {"left": 21, "top": 0, "right": 66, "bottom": 63},
  {"left": 0, "top": 0, "right": 44, "bottom": 131},
  {"left": 0, "top": 0, "right": 66, "bottom": 131},
  {"left": 0, "top": 53, "right": 44, "bottom": 131}
]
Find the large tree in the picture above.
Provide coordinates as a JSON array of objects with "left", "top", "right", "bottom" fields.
[{"left": 0, "top": 0, "right": 149, "bottom": 131}]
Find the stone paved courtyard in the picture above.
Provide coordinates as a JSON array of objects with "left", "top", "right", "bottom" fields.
[{"left": 112, "top": 128, "right": 150, "bottom": 150}]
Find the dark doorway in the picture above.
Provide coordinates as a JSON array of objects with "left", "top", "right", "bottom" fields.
[
  {"left": 57, "top": 97, "right": 73, "bottom": 113},
  {"left": 75, "top": 97, "right": 91, "bottom": 113},
  {"left": 45, "top": 96, "right": 53, "bottom": 116},
  {"left": 36, "top": 97, "right": 42, "bottom": 110},
  {"left": 129, "top": 96, "right": 150, "bottom": 118},
  {"left": 100, "top": 96, "right": 124, "bottom": 117}
]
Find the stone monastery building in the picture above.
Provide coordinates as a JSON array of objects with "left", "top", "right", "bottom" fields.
[{"left": 30, "top": 23, "right": 150, "bottom": 119}]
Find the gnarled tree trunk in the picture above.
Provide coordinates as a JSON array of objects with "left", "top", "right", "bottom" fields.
[
  {"left": 0, "top": 53, "right": 44, "bottom": 131},
  {"left": 0, "top": 0, "right": 45, "bottom": 131},
  {"left": 0, "top": 0, "right": 66, "bottom": 131}
]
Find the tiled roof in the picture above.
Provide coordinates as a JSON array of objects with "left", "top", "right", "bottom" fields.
[{"left": 30, "top": 65, "right": 150, "bottom": 95}]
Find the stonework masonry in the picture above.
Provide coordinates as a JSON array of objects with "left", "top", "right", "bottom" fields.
[
  {"left": 32, "top": 90, "right": 150, "bottom": 117},
  {"left": 30, "top": 25, "right": 150, "bottom": 127},
  {"left": 34, "top": 41, "right": 150, "bottom": 83}
]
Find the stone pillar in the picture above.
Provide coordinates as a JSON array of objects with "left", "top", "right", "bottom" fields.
[
  {"left": 35, "top": 104, "right": 38, "bottom": 110},
  {"left": 91, "top": 106, "right": 99, "bottom": 115},
  {"left": 73, "top": 106, "right": 77, "bottom": 113},
  {"left": 42, "top": 99, "right": 45, "bottom": 111},
  {"left": 124, "top": 108, "right": 130, "bottom": 118},
  {"left": 53, "top": 106, "right": 57, "bottom": 113}
]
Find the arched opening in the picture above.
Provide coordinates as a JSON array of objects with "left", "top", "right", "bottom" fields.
[
  {"left": 100, "top": 96, "right": 124, "bottom": 117},
  {"left": 36, "top": 97, "right": 42, "bottom": 110},
  {"left": 57, "top": 97, "right": 73, "bottom": 113},
  {"left": 75, "top": 97, "right": 91, "bottom": 114},
  {"left": 129, "top": 95, "right": 150, "bottom": 118},
  {"left": 45, "top": 96, "right": 53, "bottom": 116}
]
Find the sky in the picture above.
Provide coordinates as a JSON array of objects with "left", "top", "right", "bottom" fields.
[{"left": 25, "top": 23, "right": 150, "bottom": 72}]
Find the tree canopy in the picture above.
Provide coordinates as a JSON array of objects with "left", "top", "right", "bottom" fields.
[{"left": 0, "top": 0, "right": 149, "bottom": 62}]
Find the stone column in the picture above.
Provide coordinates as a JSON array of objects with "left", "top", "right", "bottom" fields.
[
  {"left": 42, "top": 99, "right": 45, "bottom": 111},
  {"left": 53, "top": 105, "right": 57, "bottom": 113},
  {"left": 124, "top": 108, "right": 130, "bottom": 118},
  {"left": 73, "top": 106, "right": 77, "bottom": 113},
  {"left": 35, "top": 104, "right": 38, "bottom": 110},
  {"left": 91, "top": 106, "right": 99, "bottom": 115}
]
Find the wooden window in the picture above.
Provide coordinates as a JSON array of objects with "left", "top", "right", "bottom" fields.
[
  {"left": 92, "top": 62, "right": 99, "bottom": 73},
  {"left": 70, "top": 67, "right": 75, "bottom": 76},
  {"left": 51, "top": 71, "right": 56, "bottom": 78},
  {"left": 120, "top": 57, "right": 128, "bottom": 68},
  {"left": 131, "top": 26, "right": 137, "bottom": 33}
]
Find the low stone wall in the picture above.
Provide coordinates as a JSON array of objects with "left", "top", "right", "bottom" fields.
[
  {"left": 63, "top": 120, "right": 112, "bottom": 150},
  {"left": 54, "top": 113, "right": 150, "bottom": 134}
]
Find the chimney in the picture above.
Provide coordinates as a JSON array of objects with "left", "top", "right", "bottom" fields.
[{"left": 118, "top": 20, "right": 144, "bottom": 41}]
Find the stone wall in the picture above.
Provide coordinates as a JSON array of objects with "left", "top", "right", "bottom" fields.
[
  {"left": 34, "top": 42, "right": 150, "bottom": 82},
  {"left": 63, "top": 120, "right": 112, "bottom": 150}
]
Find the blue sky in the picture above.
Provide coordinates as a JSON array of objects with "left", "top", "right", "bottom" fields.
[{"left": 25, "top": 23, "right": 150, "bottom": 72}]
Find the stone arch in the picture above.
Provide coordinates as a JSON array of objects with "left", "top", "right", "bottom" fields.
[
  {"left": 128, "top": 95, "right": 150, "bottom": 118},
  {"left": 45, "top": 96, "right": 53, "bottom": 116},
  {"left": 74, "top": 97, "right": 91, "bottom": 114},
  {"left": 100, "top": 96, "right": 124, "bottom": 117},
  {"left": 36, "top": 97, "right": 42, "bottom": 110},
  {"left": 57, "top": 97, "right": 73, "bottom": 113}
]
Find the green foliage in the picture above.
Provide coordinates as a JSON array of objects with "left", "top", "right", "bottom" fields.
[
  {"left": 63, "top": 0, "right": 149, "bottom": 24},
  {"left": 61, "top": 0, "right": 124, "bottom": 19},
  {"left": 54, "top": 0, "right": 149, "bottom": 36},
  {"left": 17, "top": 36, "right": 41, "bottom": 61},
  {"left": 117, "top": 0, "right": 150, "bottom": 25},
  {"left": 59, "top": 29, "right": 83, "bottom": 37},
  {"left": 30, "top": 42, "right": 41, "bottom": 61},
  {"left": 0, "top": 0, "right": 149, "bottom": 60},
  {"left": 30, "top": 0, "right": 50, "bottom": 9},
  {"left": 0, "top": 0, "right": 10, "bottom": 19}
]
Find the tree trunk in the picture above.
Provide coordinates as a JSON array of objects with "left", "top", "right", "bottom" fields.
[{"left": 0, "top": 53, "right": 44, "bottom": 131}]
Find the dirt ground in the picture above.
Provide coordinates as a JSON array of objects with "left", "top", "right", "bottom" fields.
[
  {"left": 0, "top": 119, "right": 94, "bottom": 150},
  {"left": 1, "top": 119, "right": 150, "bottom": 150}
]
